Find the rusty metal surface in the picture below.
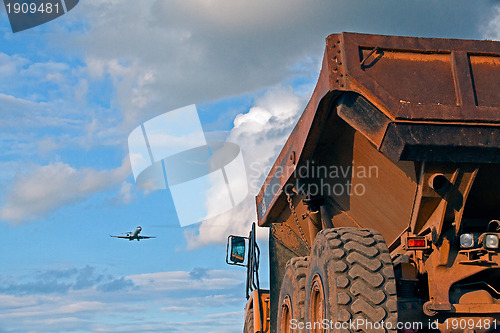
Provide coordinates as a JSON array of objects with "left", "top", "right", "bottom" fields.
[
  {"left": 256, "top": 32, "right": 500, "bottom": 227},
  {"left": 336, "top": 33, "right": 500, "bottom": 122},
  {"left": 253, "top": 32, "right": 500, "bottom": 331},
  {"left": 423, "top": 255, "right": 499, "bottom": 314},
  {"left": 268, "top": 226, "right": 309, "bottom": 333},
  {"left": 271, "top": 223, "right": 310, "bottom": 257},
  {"left": 405, "top": 162, "right": 500, "bottom": 314}
]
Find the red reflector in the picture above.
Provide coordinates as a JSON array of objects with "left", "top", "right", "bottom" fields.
[{"left": 408, "top": 239, "right": 426, "bottom": 248}]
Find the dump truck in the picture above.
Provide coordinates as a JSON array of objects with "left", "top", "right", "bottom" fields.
[{"left": 226, "top": 32, "right": 500, "bottom": 333}]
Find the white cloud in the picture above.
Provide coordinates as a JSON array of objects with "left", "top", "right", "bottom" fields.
[
  {"left": 0, "top": 93, "right": 44, "bottom": 121},
  {"left": 0, "top": 294, "right": 38, "bottom": 308},
  {"left": 19, "top": 61, "right": 70, "bottom": 82},
  {"left": 0, "top": 301, "right": 105, "bottom": 319},
  {"left": 0, "top": 52, "right": 29, "bottom": 77},
  {"left": 484, "top": 5, "right": 500, "bottom": 40},
  {"left": 0, "top": 51, "right": 128, "bottom": 162},
  {"left": 65, "top": 0, "right": 493, "bottom": 130},
  {"left": 185, "top": 86, "right": 308, "bottom": 247},
  {"left": 0, "top": 159, "right": 131, "bottom": 224},
  {"left": 0, "top": 267, "right": 245, "bottom": 332},
  {"left": 117, "top": 181, "right": 133, "bottom": 204},
  {"left": 128, "top": 269, "right": 244, "bottom": 292},
  {"left": 160, "top": 306, "right": 192, "bottom": 313}
]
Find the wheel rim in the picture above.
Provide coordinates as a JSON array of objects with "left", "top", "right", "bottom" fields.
[
  {"left": 309, "top": 274, "right": 325, "bottom": 333},
  {"left": 280, "top": 295, "right": 292, "bottom": 333}
]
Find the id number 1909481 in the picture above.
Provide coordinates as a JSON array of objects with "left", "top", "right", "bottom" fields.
[
  {"left": 441, "top": 318, "right": 497, "bottom": 331},
  {"left": 5, "top": 1, "right": 60, "bottom": 14}
]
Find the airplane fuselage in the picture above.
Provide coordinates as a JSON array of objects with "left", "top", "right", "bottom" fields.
[{"left": 128, "top": 226, "right": 142, "bottom": 240}]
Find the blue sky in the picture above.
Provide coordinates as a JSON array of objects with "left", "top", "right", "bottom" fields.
[{"left": 0, "top": 1, "right": 499, "bottom": 332}]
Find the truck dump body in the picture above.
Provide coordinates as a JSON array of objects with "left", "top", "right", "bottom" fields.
[
  {"left": 257, "top": 32, "right": 500, "bottom": 230},
  {"left": 252, "top": 33, "right": 500, "bottom": 332}
]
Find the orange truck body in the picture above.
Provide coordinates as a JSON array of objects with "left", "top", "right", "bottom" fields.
[{"left": 253, "top": 33, "right": 500, "bottom": 332}]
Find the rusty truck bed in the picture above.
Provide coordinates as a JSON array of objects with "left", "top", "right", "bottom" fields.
[{"left": 256, "top": 32, "right": 500, "bottom": 230}]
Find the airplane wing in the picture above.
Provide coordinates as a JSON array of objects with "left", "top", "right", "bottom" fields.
[
  {"left": 137, "top": 235, "right": 156, "bottom": 239},
  {"left": 110, "top": 235, "right": 132, "bottom": 239}
]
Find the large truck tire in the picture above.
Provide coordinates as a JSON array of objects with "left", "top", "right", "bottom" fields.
[
  {"left": 243, "top": 307, "right": 254, "bottom": 333},
  {"left": 305, "top": 228, "right": 398, "bottom": 332},
  {"left": 277, "top": 256, "right": 310, "bottom": 333}
]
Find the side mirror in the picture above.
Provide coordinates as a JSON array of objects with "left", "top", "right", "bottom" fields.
[{"left": 226, "top": 235, "right": 247, "bottom": 266}]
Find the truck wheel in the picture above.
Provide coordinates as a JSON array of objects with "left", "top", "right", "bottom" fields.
[
  {"left": 243, "top": 307, "right": 253, "bottom": 333},
  {"left": 277, "top": 256, "right": 310, "bottom": 333},
  {"left": 305, "top": 228, "right": 398, "bottom": 332}
]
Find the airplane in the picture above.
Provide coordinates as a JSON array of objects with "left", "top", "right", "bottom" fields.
[{"left": 110, "top": 226, "right": 156, "bottom": 241}]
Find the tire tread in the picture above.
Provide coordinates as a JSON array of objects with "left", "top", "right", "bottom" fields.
[{"left": 313, "top": 228, "right": 398, "bottom": 332}]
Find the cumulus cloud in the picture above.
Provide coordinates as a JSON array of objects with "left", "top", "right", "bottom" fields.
[
  {"left": 0, "top": 159, "right": 131, "bottom": 224},
  {"left": 483, "top": 4, "right": 500, "bottom": 40},
  {"left": 185, "top": 86, "right": 308, "bottom": 247},
  {"left": 65, "top": 0, "right": 494, "bottom": 129}
]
